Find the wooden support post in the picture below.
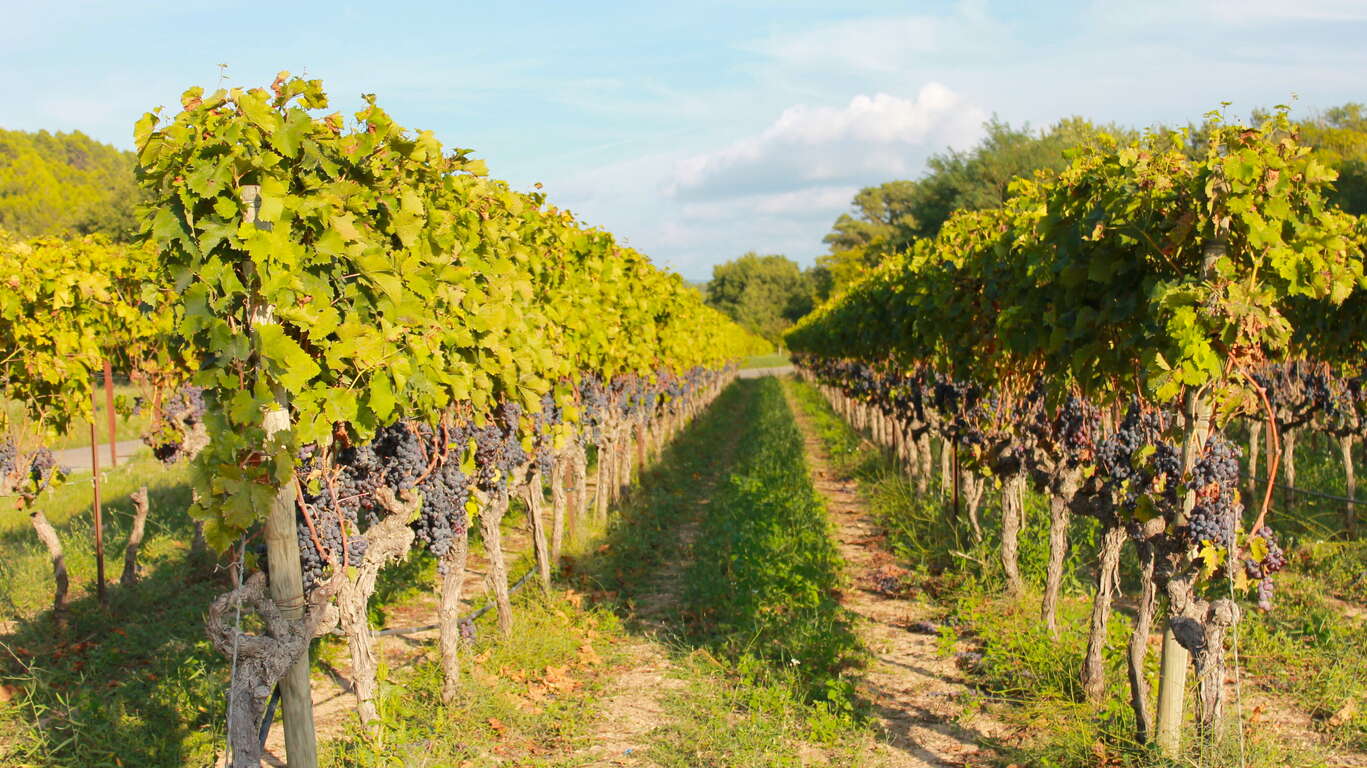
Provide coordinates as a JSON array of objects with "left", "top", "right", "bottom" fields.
[
  {"left": 90, "top": 419, "right": 106, "bottom": 607},
  {"left": 242, "top": 184, "right": 317, "bottom": 768},
  {"left": 104, "top": 359, "right": 117, "bottom": 467}
]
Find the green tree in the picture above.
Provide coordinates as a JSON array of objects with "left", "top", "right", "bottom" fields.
[
  {"left": 819, "top": 117, "right": 1128, "bottom": 296},
  {"left": 0, "top": 128, "right": 138, "bottom": 240},
  {"left": 1299, "top": 103, "right": 1367, "bottom": 215},
  {"left": 705, "top": 253, "right": 815, "bottom": 345}
]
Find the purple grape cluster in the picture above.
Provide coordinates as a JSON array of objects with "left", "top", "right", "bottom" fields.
[
  {"left": 1095, "top": 401, "right": 1179, "bottom": 514},
  {"left": 0, "top": 442, "right": 59, "bottom": 493},
  {"left": 1185, "top": 435, "right": 1242, "bottom": 547}
]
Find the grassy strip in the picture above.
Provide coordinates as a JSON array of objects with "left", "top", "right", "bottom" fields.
[
  {"left": 587, "top": 377, "right": 875, "bottom": 765},
  {"left": 739, "top": 353, "right": 790, "bottom": 370},
  {"left": 320, "top": 588, "right": 631, "bottom": 767},
  {"left": 682, "top": 377, "right": 860, "bottom": 702},
  {"left": 5, "top": 384, "right": 150, "bottom": 451},
  {"left": 784, "top": 375, "right": 1361, "bottom": 767}
]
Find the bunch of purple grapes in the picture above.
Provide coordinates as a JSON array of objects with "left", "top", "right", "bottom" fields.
[
  {"left": 1096, "top": 401, "right": 1179, "bottom": 513},
  {"left": 1054, "top": 395, "right": 1099, "bottom": 461},
  {"left": 1184, "top": 435, "right": 1242, "bottom": 547},
  {"left": 1244, "top": 526, "right": 1287, "bottom": 610}
]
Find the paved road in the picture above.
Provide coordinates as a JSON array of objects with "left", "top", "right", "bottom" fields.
[
  {"left": 738, "top": 365, "right": 794, "bottom": 379},
  {"left": 51, "top": 439, "right": 147, "bottom": 473}
]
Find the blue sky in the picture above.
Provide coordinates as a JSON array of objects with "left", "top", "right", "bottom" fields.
[{"left": 3, "top": 0, "right": 1365, "bottom": 280}]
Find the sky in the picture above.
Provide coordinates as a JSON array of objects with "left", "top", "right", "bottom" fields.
[{"left": 3, "top": 0, "right": 1365, "bottom": 281}]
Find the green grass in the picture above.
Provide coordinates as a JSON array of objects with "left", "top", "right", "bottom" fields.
[
  {"left": 739, "top": 353, "right": 790, "bottom": 370},
  {"left": 5, "top": 384, "right": 150, "bottom": 452},
  {"left": 682, "top": 377, "right": 861, "bottom": 701},
  {"left": 0, "top": 455, "right": 223, "bottom": 768},
  {"left": 784, "top": 375, "right": 1364, "bottom": 768},
  {"left": 650, "top": 652, "right": 876, "bottom": 768},
  {"left": 319, "top": 588, "right": 630, "bottom": 767},
  {"left": 0, "top": 454, "right": 194, "bottom": 621},
  {"left": 584, "top": 377, "right": 876, "bottom": 761}
]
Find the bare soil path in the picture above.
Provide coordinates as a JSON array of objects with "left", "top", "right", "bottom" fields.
[{"left": 783, "top": 384, "right": 1013, "bottom": 768}]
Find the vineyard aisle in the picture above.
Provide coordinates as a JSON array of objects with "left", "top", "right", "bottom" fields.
[{"left": 782, "top": 380, "right": 1012, "bottom": 767}]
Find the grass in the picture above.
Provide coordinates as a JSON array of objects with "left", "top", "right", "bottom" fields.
[
  {"left": 650, "top": 652, "right": 876, "bottom": 768},
  {"left": 0, "top": 455, "right": 222, "bottom": 768},
  {"left": 784, "top": 375, "right": 1365, "bottom": 768},
  {"left": 0, "top": 454, "right": 194, "bottom": 621},
  {"left": 682, "top": 377, "right": 861, "bottom": 701},
  {"left": 319, "top": 588, "right": 630, "bottom": 767},
  {"left": 739, "top": 352, "right": 790, "bottom": 370},
  {"left": 5, "top": 384, "right": 150, "bottom": 452},
  {"left": 584, "top": 377, "right": 876, "bottom": 763}
]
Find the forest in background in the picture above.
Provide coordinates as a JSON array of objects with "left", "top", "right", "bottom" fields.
[{"left": 0, "top": 128, "right": 139, "bottom": 241}]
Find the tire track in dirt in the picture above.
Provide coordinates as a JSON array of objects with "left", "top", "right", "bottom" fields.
[{"left": 784, "top": 384, "right": 1013, "bottom": 768}]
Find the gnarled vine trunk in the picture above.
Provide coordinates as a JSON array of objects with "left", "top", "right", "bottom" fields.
[
  {"left": 1341, "top": 434, "right": 1356, "bottom": 539},
  {"left": 30, "top": 510, "right": 68, "bottom": 619},
  {"left": 1082, "top": 524, "right": 1127, "bottom": 703},
  {"left": 438, "top": 522, "right": 470, "bottom": 704},
  {"left": 1000, "top": 474, "right": 1026, "bottom": 598},
  {"left": 521, "top": 469, "right": 552, "bottom": 590},
  {"left": 1042, "top": 470, "right": 1080, "bottom": 639},
  {"left": 337, "top": 488, "right": 418, "bottom": 728},
  {"left": 593, "top": 438, "right": 611, "bottom": 524},
  {"left": 573, "top": 441, "right": 589, "bottom": 538},
  {"left": 1194, "top": 599, "right": 1240, "bottom": 734},
  {"left": 549, "top": 454, "right": 568, "bottom": 563},
  {"left": 1128, "top": 536, "right": 1159, "bottom": 743},
  {"left": 120, "top": 486, "right": 151, "bottom": 587},
  {"left": 207, "top": 572, "right": 340, "bottom": 768},
  {"left": 962, "top": 470, "right": 985, "bottom": 544},
  {"left": 916, "top": 433, "right": 932, "bottom": 494},
  {"left": 479, "top": 487, "right": 515, "bottom": 637}
]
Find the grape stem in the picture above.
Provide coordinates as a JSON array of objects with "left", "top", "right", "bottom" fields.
[
  {"left": 294, "top": 475, "right": 335, "bottom": 570},
  {"left": 1236, "top": 364, "right": 1280, "bottom": 535}
]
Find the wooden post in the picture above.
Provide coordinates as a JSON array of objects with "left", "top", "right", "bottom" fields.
[
  {"left": 242, "top": 184, "right": 318, "bottom": 768},
  {"left": 104, "top": 359, "right": 117, "bottom": 467},
  {"left": 1155, "top": 378, "right": 1214, "bottom": 755},
  {"left": 1154, "top": 241, "right": 1224, "bottom": 756},
  {"left": 90, "top": 419, "right": 106, "bottom": 607},
  {"left": 1342, "top": 435, "right": 1357, "bottom": 539}
]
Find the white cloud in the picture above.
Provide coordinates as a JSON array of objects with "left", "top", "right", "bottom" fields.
[
  {"left": 670, "top": 84, "right": 986, "bottom": 200},
  {"left": 680, "top": 186, "right": 858, "bottom": 222}
]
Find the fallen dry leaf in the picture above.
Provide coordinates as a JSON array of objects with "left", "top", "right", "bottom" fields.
[
  {"left": 1328, "top": 698, "right": 1358, "bottom": 728},
  {"left": 577, "top": 641, "right": 602, "bottom": 666}
]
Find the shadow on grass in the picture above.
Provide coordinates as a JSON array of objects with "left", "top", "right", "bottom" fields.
[
  {"left": 0, "top": 532, "right": 229, "bottom": 765},
  {"left": 575, "top": 379, "right": 758, "bottom": 633}
]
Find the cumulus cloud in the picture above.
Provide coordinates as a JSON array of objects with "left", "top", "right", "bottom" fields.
[{"left": 669, "top": 84, "right": 987, "bottom": 200}]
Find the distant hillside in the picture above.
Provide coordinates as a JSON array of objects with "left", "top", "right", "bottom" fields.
[{"left": 0, "top": 128, "right": 138, "bottom": 240}]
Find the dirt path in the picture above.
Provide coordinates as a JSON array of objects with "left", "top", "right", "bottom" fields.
[
  {"left": 580, "top": 461, "right": 721, "bottom": 765},
  {"left": 784, "top": 385, "right": 1012, "bottom": 768}
]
